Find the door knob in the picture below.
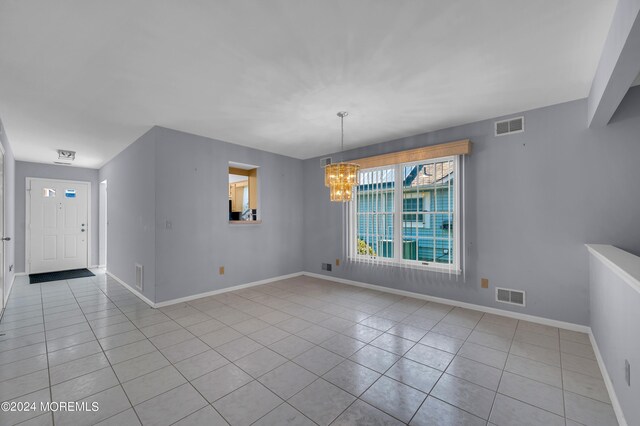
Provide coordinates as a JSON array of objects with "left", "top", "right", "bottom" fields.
[{"left": 1, "top": 237, "right": 10, "bottom": 241}]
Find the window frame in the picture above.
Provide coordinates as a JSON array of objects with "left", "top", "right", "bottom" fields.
[{"left": 351, "top": 155, "right": 461, "bottom": 273}]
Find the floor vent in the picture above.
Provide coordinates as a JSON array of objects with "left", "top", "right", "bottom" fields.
[
  {"left": 496, "top": 287, "right": 525, "bottom": 306},
  {"left": 320, "top": 157, "right": 332, "bottom": 167},
  {"left": 495, "top": 116, "right": 524, "bottom": 136},
  {"left": 135, "top": 264, "right": 143, "bottom": 291}
]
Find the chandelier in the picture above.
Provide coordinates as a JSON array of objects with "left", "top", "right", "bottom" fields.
[{"left": 324, "top": 112, "right": 360, "bottom": 202}]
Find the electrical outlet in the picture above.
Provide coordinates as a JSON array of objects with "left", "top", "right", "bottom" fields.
[
  {"left": 625, "top": 359, "right": 631, "bottom": 386},
  {"left": 481, "top": 278, "right": 489, "bottom": 289},
  {"left": 321, "top": 263, "right": 332, "bottom": 271},
  {"left": 336, "top": 259, "right": 340, "bottom": 266},
  {"left": 219, "top": 266, "right": 224, "bottom": 275}
]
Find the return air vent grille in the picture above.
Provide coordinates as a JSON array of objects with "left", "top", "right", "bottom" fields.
[
  {"left": 495, "top": 117, "right": 524, "bottom": 136},
  {"left": 496, "top": 287, "right": 525, "bottom": 306},
  {"left": 135, "top": 264, "right": 143, "bottom": 291},
  {"left": 320, "top": 157, "right": 332, "bottom": 167}
]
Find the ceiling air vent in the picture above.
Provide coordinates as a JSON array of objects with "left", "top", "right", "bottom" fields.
[
  {"left": 495, "top": 117, "right": 524, "bottom": 136},
  {"left": 320, "top": 157, "right": 332, "bottom": 168},
  {"left": 496, "top": 287, "right": 525, "bottom": 306},
  {"left": 135, "top": 263, "right": 143, "bottom": 291}
]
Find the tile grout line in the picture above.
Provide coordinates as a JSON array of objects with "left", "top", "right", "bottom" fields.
[
  {"left": 485, "top": 316, "right": 518, "bottom": 424},
  {"left": 405, "top": 309, "right": 494, "bottom": 424},
  {"left": 4, "top": 274, "right": 611, "bottom": 426},
  {"left": 62, "top": 277, "right": 145, "bottom": 426},
  {"left": 40, "top": 278, "right": 56, "bottom": 426},
  {"left": 91, "top": 277, "right": 241, "bottom": 425}
]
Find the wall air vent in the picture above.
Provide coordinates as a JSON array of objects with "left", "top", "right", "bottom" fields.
[
  {"left": 495, "top": 117, "right": 524, "bottom": 136},
  {"left": 320, "top": 157, "right": 332, "bottom": 168},
  {"left": 135, "top": 264, "right": 144, "bottom": 291},
  {"left": 496, "top": 287, "right": 525, "bottom": 306}
]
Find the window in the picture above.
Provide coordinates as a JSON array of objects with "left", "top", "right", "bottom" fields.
[
  {"left": 352, "top": 156, "right": 460, "bottom": 272},
  {"left": 228, "top": 163, "right": 259, "bottom": 222},
  {"left": 42, "top": 188, "right": 56, "bottom": 197}
]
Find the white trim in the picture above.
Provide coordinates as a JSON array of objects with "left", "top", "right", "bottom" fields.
[
  {"left": 589, "top": 331, "right": 628, "bottom": 426},
  {"left": 0, "top": 142, "right": 4, "bottom": 311},
  {"left": 25, "top": 177, "right": 92, "bottom": 275},
  {"left": 586, "top": 244, "right": 640, "bottom": 295},
  {"left": 105, "top": 271, "right": 305, "bottom": 309},
  {"left": 3, "top": 272, "right": 15, "bottom": 307},
  {"left": 106, "top": 270, "right": 155, "bottom": 307},
  {"left": 155, "top": 272, "right": 304, "bottom": 308},
  {"left": 351, "top": 156, "right": 460, "bottom": 274},
  {"left": 14, "top": 272, "right": 27, "bottom": 277},
  {"left": 302, "top": 271, "right": 590, "bottom": 333}
]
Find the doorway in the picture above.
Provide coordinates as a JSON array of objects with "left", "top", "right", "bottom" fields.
[
  {"left": 99, "top": 180, "right": 107, "bottom": 268},
  {"left": 26, "top": 178, "right": 90, "bottom": 274}
]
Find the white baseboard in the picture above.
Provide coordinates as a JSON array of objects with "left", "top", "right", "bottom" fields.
[
  {"left": 105, "top": 271, "right": 156, "bottom": 308},
  {"left": 154, "top": 272, "right": 304, "bottom": 308},
  {"left": 589, "top": 331, "right": 627, "bottom": 426},
  {"left": 105, "top": 271, "right": 305, "bottom": 309},
  {"left": 302, "top": 271, "right": 590, "bottom": 333},
  {"left": 3, "top": 274, "right": 16, "bottom": 307}
]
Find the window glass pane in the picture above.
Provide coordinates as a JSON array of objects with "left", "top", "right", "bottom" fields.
[
  {"left": 356, "top": 158, "right": 455, "bottom": 267},
  {"left": 356, "top": 167, "right": 394, "bottom": 258},
  {"left": 401, "top": 158, "right": 455, "bottom": 265},
  {"left": 418, "top": 238, "right": 435, "bottom": 262},
  {"left": 403, "top": 239, "right": 417, "bottom": 261},
  {"left": 435, "top": 239, "right": 453, "bottom": 264}
]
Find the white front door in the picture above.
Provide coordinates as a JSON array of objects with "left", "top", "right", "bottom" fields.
[{"left": 29, "top": 179, "right": 89, "bottom": 274}]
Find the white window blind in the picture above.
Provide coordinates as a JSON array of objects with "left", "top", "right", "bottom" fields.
[{"left": 344, "top": 155, "right": 465, "bottom": 276}]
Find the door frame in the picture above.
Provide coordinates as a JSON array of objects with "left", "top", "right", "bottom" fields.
[
  {"left": 99, "top": 179, "right": 107, "bottom": 268},
  {"left": 0, "top": 142, "right": 5, "bottom": 310},
  {"left": 25, "top": 177, "right": 92, "bottom": 275}
]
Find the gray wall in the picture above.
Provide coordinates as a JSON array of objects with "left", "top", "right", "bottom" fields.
[
  {"left": 99, "top": 128, "right": 157, "bottom": 302},
  {"left": 0, "top": 117, "right": 16, "bottom": 304},
  {"left": 303, "top": 86, "right": 640, "bottom": 325},
  {"left": 153, "top": 127, "right": 303, "bottom": 303},
  {"left": 589, "top": 248, "right": 639, "bottom": 426},
  {"left": 15, "top": 161, "right": 99, "bottom": 272}
]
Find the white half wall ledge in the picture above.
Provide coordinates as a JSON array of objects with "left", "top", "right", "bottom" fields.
[
  {"left": 585, "top": 244, "right": 640, "bottom": 294},
  {"left": 589, "top": 331, "right": 629, "bottom": 426}
]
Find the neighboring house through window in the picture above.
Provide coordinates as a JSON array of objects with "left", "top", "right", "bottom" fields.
[{"left": 352, "top": 155, "right": 460, "bottom": 272}]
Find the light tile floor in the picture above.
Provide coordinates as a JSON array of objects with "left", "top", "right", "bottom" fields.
[{"left": 0, "top": 272, "right": 619, "bottom": 426}]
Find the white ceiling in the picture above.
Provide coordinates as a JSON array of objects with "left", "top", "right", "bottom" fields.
[{"left": 0, "top": 0, "right": 616, "bottom": 169}]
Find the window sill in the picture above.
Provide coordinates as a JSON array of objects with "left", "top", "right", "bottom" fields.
[
  {"left": 229, "top": 220, "right": 262, "bottom": 225},
  {"left": 349, "top": 257, "right": 461, "bottom": 274}
]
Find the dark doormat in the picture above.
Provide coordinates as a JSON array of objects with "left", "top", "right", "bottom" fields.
[{"left": 30, "top": 268, "right": 95, "bottom": 284}]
